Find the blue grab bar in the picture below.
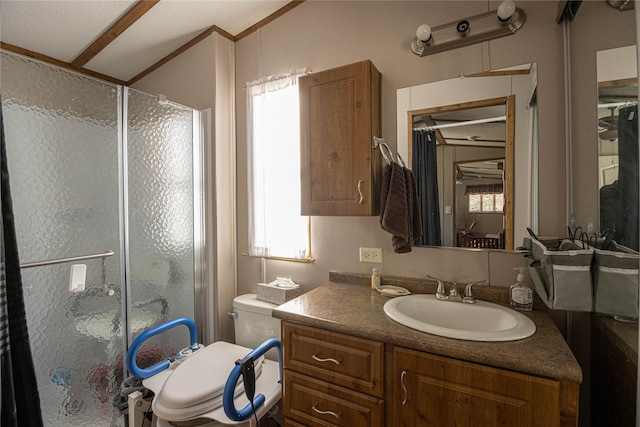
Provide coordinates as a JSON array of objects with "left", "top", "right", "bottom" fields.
[
  {"left": 126, "top": 318, "right": 282, "bottom": 423},
  {"left": 223, "top": 337, "right": 282, "bottom": 422},
  {"left": 126, "top": 317, "right": 199, "bottom": 379}
]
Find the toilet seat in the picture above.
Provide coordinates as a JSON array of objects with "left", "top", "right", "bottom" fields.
[
  {"left": 127, "top": 318, "right": 282, "bottom": 427},
  {"left": 143, "top": 342, "right": 264, "bottom": 422}
]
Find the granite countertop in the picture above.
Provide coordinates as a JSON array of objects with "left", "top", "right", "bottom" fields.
[{"left": 273, "top": 272, "right": 583, "bottom": 384}]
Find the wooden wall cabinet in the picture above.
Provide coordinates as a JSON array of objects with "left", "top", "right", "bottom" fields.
[
  {"left": 281, "top": 322, "right": 580, "bottom": 427},
  {"left": 299, "top": 60, "right": 382, "bottom": 216}
]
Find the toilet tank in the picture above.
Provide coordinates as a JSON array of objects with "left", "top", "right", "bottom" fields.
[{"left": 232, "top": 294, "right": 281, "bottom": 360}]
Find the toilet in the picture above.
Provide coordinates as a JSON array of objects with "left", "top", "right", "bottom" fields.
[
  {"left": 231, "top": 293, "right": 281, "bottom": 360},
  {"left": 126, "top": 295, "right": 283, "bottom": 427}
]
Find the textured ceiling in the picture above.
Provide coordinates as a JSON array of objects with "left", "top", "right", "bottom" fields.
[{"left": 0, "top": 0, "right": 291, "bottom": 82}]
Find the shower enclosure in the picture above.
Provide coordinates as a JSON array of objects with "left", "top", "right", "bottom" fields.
[{"left": 1, "top": 51, "right": 207, "bottom": 426}]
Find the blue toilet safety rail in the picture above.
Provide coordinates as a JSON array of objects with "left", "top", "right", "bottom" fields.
[
  {"left": 223, "top": 337, "right": 282, "bottom": 422},
  {"left": 126, "top": 317, "right": 199, "bottom": 379}
]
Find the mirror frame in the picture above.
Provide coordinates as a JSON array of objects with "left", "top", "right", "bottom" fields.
[
  {"left": 397, "top": 66, "right": 537, "bottom": 253},
  {"left": 406, "top": 95, "right": 516, "bottom": 249}
]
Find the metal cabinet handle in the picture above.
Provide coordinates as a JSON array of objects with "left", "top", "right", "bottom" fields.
[
  {"left": 312, "top": 405, "right": 342, "bottom": 419},
  {"left": 312, "top": 354, "right": 341, "bottom": 365},
  {"left": 401, "top": 370, "right": 408, "bottom": 405},
  {"left": 357, "top": 179, "right": 364, "bottom": 204}
]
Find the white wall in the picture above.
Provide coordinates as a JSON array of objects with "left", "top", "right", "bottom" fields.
[
  {"left": 131, "top": 0, "right": 568, "bottom": 348},
  {"left": 235, "top": 1, "right": 565, "bottom": 299}
]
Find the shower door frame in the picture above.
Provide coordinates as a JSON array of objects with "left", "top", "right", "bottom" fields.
[{"left": 120, "top": 86, "right": 210, "bottom": 354}]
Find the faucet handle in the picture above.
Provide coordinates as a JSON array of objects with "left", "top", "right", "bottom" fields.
[
  {"left": 428, "top": 275, "right": 448, "bottom": 301},
  {"left": 463, "top": 280, "right": 485, "bottom": 303}
]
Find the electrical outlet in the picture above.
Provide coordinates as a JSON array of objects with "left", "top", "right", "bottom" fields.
[{"left": 359, "top": 247, "right": 383, "bottom": 263}]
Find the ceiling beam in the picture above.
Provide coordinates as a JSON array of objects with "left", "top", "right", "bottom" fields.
[
  {"left": 3, "top": 0, "right": 303, "bottom": 87},
  {"left": 71, "top": 0, "right": 160, "bottom": 68},
  {"left": 128, "top": 1, "right": 305, "bottom": 85},
  {"left": 235, "top": 1, "right": 305, "bottom": 41},
  {"left": 1, "top": 41, "right": 127, "bottom": 86},
  {"left": 127, "top": 25, "right": 232, "bottom": 85}
]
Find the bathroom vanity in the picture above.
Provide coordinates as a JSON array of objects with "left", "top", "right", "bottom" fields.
[{"left": 273, "top": 272, "right": 582, "bottom": 427}]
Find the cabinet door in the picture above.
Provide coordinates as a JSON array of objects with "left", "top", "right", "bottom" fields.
[
  {"left": 299, "top": 59, "right": 382, "bottom": 216},
  {"left": 389, "top": 346, "right": 561, "bottom": 427}
]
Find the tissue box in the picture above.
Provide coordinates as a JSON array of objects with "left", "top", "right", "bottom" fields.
[{"left": 256, "top": 282, "right": 301, "bottom": 305}]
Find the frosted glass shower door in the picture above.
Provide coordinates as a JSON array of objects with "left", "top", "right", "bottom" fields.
[
  {"left": 1, "top": 52, "right": 125, "bottom": 426},
  {"left": 2, "top": 52, "right": 204, "bottom": 427},
  {"left": 124, "top": 88, "right": 199, "bottom": 355}
]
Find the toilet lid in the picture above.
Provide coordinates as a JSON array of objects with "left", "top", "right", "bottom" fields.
[{"left": 144, "top": 341, "right": 263, "bottom": 422}]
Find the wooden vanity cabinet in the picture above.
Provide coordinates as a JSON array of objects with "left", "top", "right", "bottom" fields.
[
  {"left": 299, "top": 59, "right": 382, "bottom": 216},
  {"left": 281, "top": 322, "right": 579, "bottom": 427},
  {"left": 388, "top": 346, "right": 579, "bottom": 427},
  {"left": 282, "top": 322, "right": 385, "bottom": 426}
]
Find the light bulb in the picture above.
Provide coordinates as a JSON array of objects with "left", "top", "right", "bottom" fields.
[
  {"left": 497, "top": 0, "right": 516, "bottom": 21},
  {"left": 416, "top": 24, "right": 432, "bottom": 42}
]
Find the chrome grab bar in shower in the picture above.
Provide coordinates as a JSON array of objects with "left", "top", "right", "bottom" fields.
[
  {"left": 20, "top": 250, "right": 115, "bottom": 294},
  {"left": 19, "top": 250, "right": 114, "bottom": 269}
]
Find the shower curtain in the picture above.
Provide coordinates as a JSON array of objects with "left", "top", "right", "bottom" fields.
[
  {"left": 0, "top": 102, "right": 44, "bottom": 426},
  {"left": 412, "top": 130, "right": 442, "bottom": 246},
  {"left": 616, "top": 104, "right": 639, "bottom": 251}
]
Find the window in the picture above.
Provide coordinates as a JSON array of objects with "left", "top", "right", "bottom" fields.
[
  {"left": 466, "top": 184, "right": 504, "bottom": 214},
  {"left": 246, "top": 70, "right": 310, "bottom": 260}
]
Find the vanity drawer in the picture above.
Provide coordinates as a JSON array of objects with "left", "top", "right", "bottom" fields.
[
  {"left": 283, "top": 322, "right": 384, "bottom": 397},
  {"left": 283, "top": 370, "right": 384, "bottom": 427}
]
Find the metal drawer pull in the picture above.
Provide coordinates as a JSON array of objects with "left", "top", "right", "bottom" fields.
[
  {"left": 312, "top": 354, "right": 341, "bottom": 365},
  {"left": 401, "top": 370, "right": 408, "bottom": 405},
  {"left": 357, "top": 180, "right": 364, "bottom": 204},
  {"left": 312, "top": 405, "right": 342, "bottom": 419}
]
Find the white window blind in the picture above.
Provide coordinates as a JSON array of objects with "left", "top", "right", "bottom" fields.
[{"left": 246, "top": 70, "right": 310, "bottom": 260}]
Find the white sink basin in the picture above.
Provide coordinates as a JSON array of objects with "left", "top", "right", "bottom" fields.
[{"left": 383, "top": 294, "right": 536, "bottom": 342}]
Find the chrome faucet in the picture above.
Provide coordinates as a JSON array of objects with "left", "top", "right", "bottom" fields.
[
  {"left": 447, "top": 282, "right": 463, "bottom": 302},
  {"left": 428, "top": 275, "right": 484, "bottom": 303}
]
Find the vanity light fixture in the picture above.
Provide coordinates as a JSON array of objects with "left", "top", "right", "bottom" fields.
[{"left": 411, "top": 0, "right": 526, "bottom": 57}]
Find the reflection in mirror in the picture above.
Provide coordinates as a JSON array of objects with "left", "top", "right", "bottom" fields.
[
  {"left": 561, "top": 2, "right": 637, "bottom": 425},
  {"left": 397, "top": 63, "right": 537, "bottom": 251},
  {"left": 410, "top": 98, "right": 512, "bottom": 249},
  {"left": 597, "top": 45, "right": 638, "bottom": 251}
]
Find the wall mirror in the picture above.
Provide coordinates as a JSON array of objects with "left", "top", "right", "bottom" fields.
[
  {"left": 397, "top": 63, "right": 537, "bottom": 251},
  {"left": 566, "top": 2, "right": 638, "bottom": 425},
  {"left": 597, "top": 45, "right": 638, "bottom": 251},
  {"left": 409, "top": 97, "right": 514, "bottom": 249}
]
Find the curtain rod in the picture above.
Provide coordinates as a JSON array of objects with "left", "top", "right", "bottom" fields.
[{"left": 414, "top": 115, "right": 507, "bottom": 131}]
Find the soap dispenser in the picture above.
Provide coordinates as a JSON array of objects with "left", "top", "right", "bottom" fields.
[{"left": 510, "top": 267, "right": 533, "bottom": 311}]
